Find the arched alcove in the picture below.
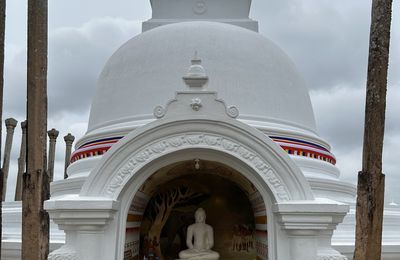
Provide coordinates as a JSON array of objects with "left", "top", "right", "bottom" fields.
[
  {"left": 111, "top": 148, "right": 276, "bottom": 260},
  {"left": 77, "top": 114, "right": 315, "bottom": 259},
  {"left": 123, "top": 160, "right": 268, "bottom": 260}
]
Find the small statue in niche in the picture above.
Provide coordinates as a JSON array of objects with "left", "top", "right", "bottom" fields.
[{"left": 178, "top": 208, "right": 219, "bottom": 260}]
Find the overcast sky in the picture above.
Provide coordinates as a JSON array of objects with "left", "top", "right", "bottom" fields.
[{"left": 2, "top": 0, "right": 399, "bottom": 204}]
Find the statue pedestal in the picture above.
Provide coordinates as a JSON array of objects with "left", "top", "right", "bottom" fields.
[
  {"left": 177, "top": 259, "right": 219, "bottom": 260},
  {"left": 178, "top": 249, "right": 220, "bottom": 260},
  {"left": 177, "top": 257, "right": 219, "bottom": 260}
]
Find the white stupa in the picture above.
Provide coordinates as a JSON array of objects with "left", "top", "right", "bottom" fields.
[{"left": 2, "top": 1, "right": 399, "bottom": 260}]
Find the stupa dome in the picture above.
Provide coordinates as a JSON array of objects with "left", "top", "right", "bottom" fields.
[{"left": 87, "top": 21, "right": 317, "bottom": 135}]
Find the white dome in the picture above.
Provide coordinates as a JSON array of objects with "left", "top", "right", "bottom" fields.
[{"left": 88, "top": 21, "right": 317, "bottom": 134}]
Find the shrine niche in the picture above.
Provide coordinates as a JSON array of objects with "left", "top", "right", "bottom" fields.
[{"left": 123, "top": 160, "right": 268, "bottom": 260}]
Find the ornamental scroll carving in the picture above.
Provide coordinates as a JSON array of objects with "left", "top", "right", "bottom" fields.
[
  {"left": 48, "top": 245, "right": 77, "bottom": 260},
  {"left": 104, "top": 133, "right": 291, "bottom": 201},
  {"left": 153, "top": 106, "right": 166, "bottom": 119},
  {"left": 153, "top": 94, "right": 239, "bottom": 119},
  {"left": 226, "top": 105, "right": 239, "bottom": 118}
]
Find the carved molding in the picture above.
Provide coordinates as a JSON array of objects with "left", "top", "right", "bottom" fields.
[
  {"left": 226, "top": 105, "right": 239, "bottom": 118},
  {"left": 104, "top": 133, "right": 291, "bottom": 201},
  {"left": 190, "top": 98, "right": 202, "bottom": 111},
  {"left": 48, "top": 245, "right": 77, "bottom": 260},
  {"left": 153, "top": 105, "right": 166, "bottom": 119},
  {"left": 153, "top": 91, "right": 239, "bottom": 120}
]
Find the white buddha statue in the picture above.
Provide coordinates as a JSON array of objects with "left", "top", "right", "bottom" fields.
[{"left": 178, "top": 208, "right": 220, "bottom": 260}]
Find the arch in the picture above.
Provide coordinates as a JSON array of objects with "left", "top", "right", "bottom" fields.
[
  {"left": 116, "top": 153, "right": 276, "bottom": 260},
  {"left": 122, "top": 160, "right": 269, "bottom": 259},
  {"left": 81, "top": 117, "right": 314, "bottom": 202},
  {"left": 79, "top": 115, "right": 314, "bottom": 259}
]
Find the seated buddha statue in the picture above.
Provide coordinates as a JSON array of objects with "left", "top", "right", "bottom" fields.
[{"left": 178, "top": 208, "right": 219, "bottom": 260}]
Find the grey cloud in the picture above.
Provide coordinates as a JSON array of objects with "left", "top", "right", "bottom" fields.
[
  {"left": 3, "top": 48, "right": 27, "bottom": 118},
  {"left": 4, "top": 17, "right": 142, "bottom": 119},
  {"left": 251, "top": 0, "right": 400, "bottom": 91},
  {"left": 387, "top": 1, "right": 400, "bottom": 87},
  {"left": 380, "top": 135, "right": 400, "bottom": 204},
  {"left": 385, "top": 87, "right": 400, "bottom": 134},
  {"left": 49, "top": 0, "right": 150, "bottom": 30},
  {"left": 48, "top": 17, "right": 142, "bottom": 117},
  {"left": 312, "top": 85, "right": 400, "bottom": 152},
  {"left": 311, "top": 87, "right": 365, "bottom": 151}
]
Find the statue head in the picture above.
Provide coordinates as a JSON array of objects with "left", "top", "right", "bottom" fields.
[{"left": 195, "top": 208, "right": 206, "bottom": 223}]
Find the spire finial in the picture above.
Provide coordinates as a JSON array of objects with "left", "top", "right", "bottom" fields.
[
  {"left": 183, "top": 52, "right": 208, "bottom": 89},
  {"left": 144, "top": 0, "right": 258, "bottom": 32},
  {"left": 192, "top": 51, "right": 200, "bottom": 63}
]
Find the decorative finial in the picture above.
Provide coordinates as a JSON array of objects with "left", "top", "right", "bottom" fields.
[
  {"left": 183, "top": 52, "right": 208, "bottom": 89},
  {"left": 192, "top": 51, "right": 200, "bottom": 63}
]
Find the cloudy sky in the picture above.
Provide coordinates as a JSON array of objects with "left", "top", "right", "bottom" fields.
[{"left": 2, "top": 0, "right": 399, "bottom": 204}]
